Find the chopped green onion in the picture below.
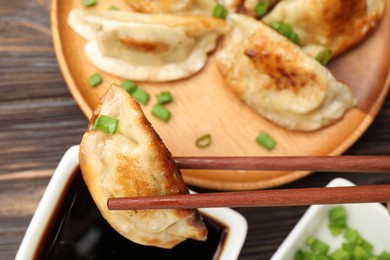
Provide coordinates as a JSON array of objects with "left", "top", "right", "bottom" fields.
[
  {"left": 316, "top": 49, "right": 333, "bottom": 65},
  {"left": 329, "top": 206, "right": 347, "bottom": 222},
  {"left": 256, "top": 131, "right": 276, "bottom": 150},
  {"left": 108, "top": 5, "right": 119, "bottom": 10},
  {"left": 294, "top": 250, "right": 314, "bottom": 260},
  {"left": 359, "top": 238, "right": 373, "bottom": 253},
  {"left": 156, "top": 91, "right": 173, "bottom": 105},
  {"left": 305, "top": 235, "right": 317, "bottom": 246},
  {"left": 121, "top": 83, "right": 150, "bottom": 105},
  {"left": 212, "top": 4, "right": 228, "bottom": 19},
  {"left": 269, "top": 22, "right": 300, "bottom": 45},
  {"left": 269, "top": 21, "right": 281, "bottom": 31},
  {"left": 120, "top": 80, "right": 137, "bottom": 94},
  {"left": 195, "top": 134, "right": 212, "bottom": 148},
  {"left": 151, "top": 104, "right": 171, "bottom": 122},
  {"left": 87, "top": 73, "right": 103, "bottom": 87},
  {"left": 290, "top": 33, "right": 300, "bottom": 45},
  {"left": 278, "top": 23, "right": 294, "bottom": 37},
  {"left": 329, "top": 221, "right": 347, "bottom": 236},
  {"left": 341, "top": 242, "right": 354, "bottom": 254},
  {"left": 328, "top": 205, "right": 347, "bottom": 235},
  {"left": 255, "top": 0, "right": 268, "bottom": 18},
  {"left": 296, "top": 206, "right": 388, "bottom": 260},
  {"left": 93, "top": 115, "right": 119, "bottom": 135},
  {"left": 379, "top": 251, "right": 390, "bottom": 260},
  {"left": 311, "top": 239, "right": 330, "bottom": 255},
  {"left": 353, "top": 245, "right": 369, "bottom": 258},
  {"left": 330, "top": 248, "right": 349, "bottom": 260},
  {"left": 344, "top": 229, "right": 360, "bottom": 243},
  {"left": 81, "top": 0, "right": 97, "bottom": 7},
  {"left": 131, "top": 87, "right": 150, "bottom": 105}
]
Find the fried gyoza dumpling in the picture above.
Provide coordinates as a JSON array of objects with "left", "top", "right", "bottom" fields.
[
  {"left": 125, "top": 0, "right": 241, "bottom": 15},
  {"left": 79, "top": 85, "right": 207, "bottom": 249},
  {"left": 68, "top": 9, "right": 227, "bottom": 81},
  {"left": 262, "top": 0, "right": 385, "bottom": 58},
  {"left": 216, "top": 14, "right": 356, "bottom": 131}
]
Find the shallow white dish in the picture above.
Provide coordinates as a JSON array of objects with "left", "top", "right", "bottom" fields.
[
  {"left": 271, "top": 177, "right": 390, "bottom": 260},
  {"left": 16, "top": 145, "right": 248, "bottom": 260}
]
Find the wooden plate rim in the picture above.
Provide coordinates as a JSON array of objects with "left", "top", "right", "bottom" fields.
[{"left": 50, "top": 0, "right": 390, "bottom": 190}]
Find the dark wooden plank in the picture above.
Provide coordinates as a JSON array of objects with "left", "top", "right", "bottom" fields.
[
  {"left": 0, "top": 173, "right": 50, "bottom": 260},
  {"left": 0, "top": 0, "right": 87, "bottom": 175},
  {"left": 0, "top": 215, "right": 34, "bottom": 260},
  {"left": 0, "top": 97, "right": 87, "bottom": 173},
  {"left": 0, "top": 1, "right": 87, "bottom": 256}
]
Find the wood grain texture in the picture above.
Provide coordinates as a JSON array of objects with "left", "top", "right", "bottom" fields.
[
  {"left": 0, "top": 0, "right": 390, "bottom": 259},
  {"left": 174, "top": 156, "right": 390, "bottom": 172},
  {"left": 51, "top": 0, "right": 390, "bottom": 190},
  {"left": 108, "top": 185, "right": 390, "bottom": 210}
]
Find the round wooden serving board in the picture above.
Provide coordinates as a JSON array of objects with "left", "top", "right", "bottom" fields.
[{"left": 51, "top": 0, "right": 390, "bottom": 190}]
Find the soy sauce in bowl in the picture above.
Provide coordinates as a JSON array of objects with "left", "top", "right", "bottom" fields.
[{"left": 34, "top": 168, "right": 228, "bottom": 260}]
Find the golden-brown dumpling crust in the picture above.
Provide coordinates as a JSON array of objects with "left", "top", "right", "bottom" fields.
[
  {"left": 79, "top": 85, "right": 207, "bottom": 249},
  {"left": 216, "top": 14, "right": 356, "bottom": 131},
  {"left": 262, "top": 0, "right": 385, "bottom": 57}
]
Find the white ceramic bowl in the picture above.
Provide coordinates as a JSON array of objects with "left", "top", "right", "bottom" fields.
[
  {"left": 271, "top": 178, "right": 390, "bottom": 260},
  {"left": 16, "top": 145, "right": 248, "bottom": 260}
]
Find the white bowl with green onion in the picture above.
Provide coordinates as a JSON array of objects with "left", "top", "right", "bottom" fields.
[{"left": 271, "top": 178, "right": 390, "bottom": 260}]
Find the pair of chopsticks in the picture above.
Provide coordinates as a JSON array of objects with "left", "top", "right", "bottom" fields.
[{"left": 107, "top": 156, "right": 390, "bottom": 210}]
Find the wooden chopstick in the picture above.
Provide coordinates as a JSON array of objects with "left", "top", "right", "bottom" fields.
[
  {"left": 107, "top": 156, "right": 390, "bottom": 210},
  {"left": 107, "top": 184, "right": 390, "bottom": 210},
  {"left": 174, "top": 156, "right": 390, "bottom": 172}
]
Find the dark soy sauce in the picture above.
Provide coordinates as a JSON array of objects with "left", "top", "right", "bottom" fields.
[{"left": 34, "top": 168, "right": 228, "bottom": 260}]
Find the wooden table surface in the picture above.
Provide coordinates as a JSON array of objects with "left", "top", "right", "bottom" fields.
[{"left": 1, "top": 1, "right": 390, "bottom": 259}]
